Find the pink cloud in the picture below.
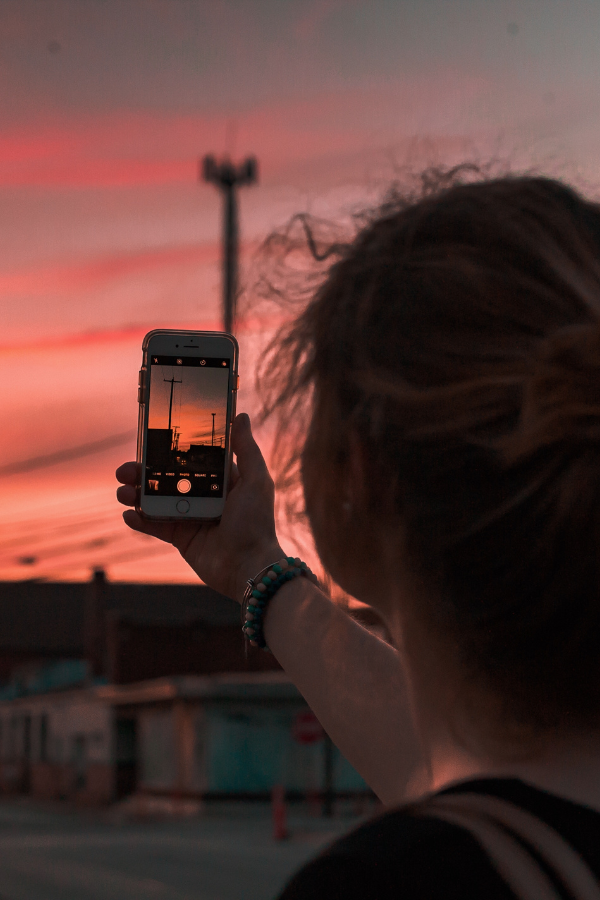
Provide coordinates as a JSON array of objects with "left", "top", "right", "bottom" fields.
[
  {"left": 0, "top": 73, "right": 493, "bottom": 189},
  {"left": 0, "top": 242, "right": 221, "bottom": 297},
  {"left": 3, "top": 158, "right": 196, "bottom": 188},
  {"left": 0, "top": 314, "right": 286, "bottom": 355}
]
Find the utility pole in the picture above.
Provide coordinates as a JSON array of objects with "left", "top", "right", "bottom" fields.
[
  {"left": 164, "top": 375, "right": 182, "bottom": 433},
  {"left": 201, "top": 155, "right": 258, "bottom": 334},
  {"left": 211, "top": 412, "right": 216, "bottom": 447}
]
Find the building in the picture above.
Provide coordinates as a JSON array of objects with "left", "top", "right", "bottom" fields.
[
  {"left": 0, "top": 671, "right": 368, "bottom": 806},
  {"left": 0, "top": 574, "right": 375, "bottom": 806},
  {"left": 146, "top": 428, "right": 174, "bottom": 466},
  {"left": 184, "top": 444, "right": 225, "bottom": 467}
]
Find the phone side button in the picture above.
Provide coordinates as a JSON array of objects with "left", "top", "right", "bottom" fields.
[{"left": 176, "top": 500, "right": 190, "bottom": 514}]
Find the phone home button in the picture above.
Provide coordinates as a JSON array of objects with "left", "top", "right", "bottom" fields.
[{"left": 176, "top": 500, "right": 190, "bottom": 515}]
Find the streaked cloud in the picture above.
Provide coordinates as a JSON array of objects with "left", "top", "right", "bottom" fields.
[{"left": 3, "top": 0, "right": 600, "bottom": 581}]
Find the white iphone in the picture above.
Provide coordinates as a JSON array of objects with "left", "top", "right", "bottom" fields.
[{"left": 136, "top": 329, "right": 239, "bottom": 521}]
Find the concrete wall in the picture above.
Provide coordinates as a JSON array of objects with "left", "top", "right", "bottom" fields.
[
  {"left": 138, "top": 703, "right": 207, "bottom": 795},
  {"left": 0, "top": 695, "right": 114, "bottom": 804},
  {"left": 139, "top": 707, "right": 176, "bottom": 791}
]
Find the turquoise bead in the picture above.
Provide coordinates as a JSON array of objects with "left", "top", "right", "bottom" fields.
[
  {"left": 273, "top": 564, "right": 282, "bottom": 574},
  {"left": 286, "top": 556, "right": 295, "bottom": 565},
  {"left": 262, "top": 576, "right": 272, "bottom": 587},
  {"left": 251, "top": 590, "right": 262, "bottom": 600}
]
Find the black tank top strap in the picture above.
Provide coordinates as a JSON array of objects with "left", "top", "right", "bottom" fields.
[{"left": 414, "top": 791, "right": 600, "bottom": 900}]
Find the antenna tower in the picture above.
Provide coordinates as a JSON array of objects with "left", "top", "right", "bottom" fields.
[{"left": 201, "top": 155, "right": 258, "bottom": 334}]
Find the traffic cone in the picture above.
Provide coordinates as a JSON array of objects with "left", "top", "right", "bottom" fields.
[{"left": 272, "top": 784, "right": 288, "bottom": 840}]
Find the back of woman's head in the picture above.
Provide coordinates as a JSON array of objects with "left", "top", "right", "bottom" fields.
[{"left": 257, "top": 164, "right": 600, "bottom": 749}]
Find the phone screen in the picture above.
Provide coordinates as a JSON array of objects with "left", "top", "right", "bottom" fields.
[{"left": 145, "top": 354, "right": 230, "bottom": 498}]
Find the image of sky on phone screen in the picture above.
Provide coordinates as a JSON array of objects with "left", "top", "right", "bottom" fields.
[{"left": 145, "top": 355, "right": 230, "bottom": 498}]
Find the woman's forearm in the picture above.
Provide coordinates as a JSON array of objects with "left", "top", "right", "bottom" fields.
[{"left": 263, "top": 576, "right": 430, "bottom": 806}]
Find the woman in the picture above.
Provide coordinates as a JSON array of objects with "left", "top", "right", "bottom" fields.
[{"left": 116, "top": 165, "right": 600, "bottom": 897}]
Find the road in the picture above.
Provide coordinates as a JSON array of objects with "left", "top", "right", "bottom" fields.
[{"left": 0, "top": 798, "right": 374, "bottom": 900}]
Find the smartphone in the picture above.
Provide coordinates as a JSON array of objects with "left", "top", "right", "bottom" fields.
[{"left": 136, "top": 329, "right": 239, "bottom": 521}]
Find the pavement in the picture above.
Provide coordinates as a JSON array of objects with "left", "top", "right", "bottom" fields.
[{"left": 0, "top": 797, "right": 379, "bottom": 900}]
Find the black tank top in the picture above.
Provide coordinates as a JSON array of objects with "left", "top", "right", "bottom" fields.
[{"left": 277, "top": 778, "right": 600, "bottom": 899}]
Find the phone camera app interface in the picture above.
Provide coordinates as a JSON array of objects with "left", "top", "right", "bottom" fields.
[{"left": 145, "top": 355, "right": 230, "bottom": 498}]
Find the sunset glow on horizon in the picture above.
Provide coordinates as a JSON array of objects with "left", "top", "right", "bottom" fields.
[{"left": 3, "top": 0, "right": 600, "bottom": 584}]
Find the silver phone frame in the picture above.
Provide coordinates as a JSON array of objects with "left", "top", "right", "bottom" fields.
[{"left": 136, "top": 329, "right": 238, "bottom": 522}]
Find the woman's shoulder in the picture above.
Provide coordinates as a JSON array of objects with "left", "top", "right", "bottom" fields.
[
  {"left": 277, "top": 797, "right": 512, "bottom": 900},
  {"left": 276, "top": 777, "right": 600, "bottom": 900}
]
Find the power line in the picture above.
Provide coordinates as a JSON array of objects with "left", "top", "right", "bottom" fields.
[
  {"left": 0, "top": 510, "right": 118, "bottom": 545},
  {"left": 88, "top": 544, "right": 177, "bottom": 567},
  {"left": 0, "top": 534, "right": 167, "bottom": 577},
  {"left": 0, "top": 530, "right": 121, "bottom": 565},
  {"left": 24, "top": 542, "right": 177, "bottom": 581},
  {"left": 0, "top": 430, "right": 137, "bottom": 477},
  {"left": 0, "top": 494, "right": 130, "bottom": 527}
]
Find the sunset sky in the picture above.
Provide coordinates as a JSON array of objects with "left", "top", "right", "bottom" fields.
[
  {"left": 148, "top": 363, "right": 228, "bottom": 448},
  {"left": 2, "top": 0, "right": 600, "bottom": 583}
]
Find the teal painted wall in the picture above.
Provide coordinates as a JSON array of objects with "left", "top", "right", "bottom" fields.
[{"left": 205, "top": 705, "right": 368, "bottom": 794}]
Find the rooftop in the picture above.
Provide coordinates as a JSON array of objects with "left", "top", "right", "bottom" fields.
[{"left": 0, "top": 578, "right": 238, "bottom": 654}]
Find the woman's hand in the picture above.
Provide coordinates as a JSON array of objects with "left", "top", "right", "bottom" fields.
[{"left": 116, "top": 413, "right": 284, "bottom": 603}]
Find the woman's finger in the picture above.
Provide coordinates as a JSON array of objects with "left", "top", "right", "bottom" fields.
[
  {"left": 122, "top": 509, "right": 178, "bottom": 544},
  {"left": 232, "top": 414, "right": 269, "bottom": 484},
  {"left": 116, "top": 484, "right": 137, "bottom": 506},
  {"left": 116, "top": 461, "right": 139, "bottom": 485}
]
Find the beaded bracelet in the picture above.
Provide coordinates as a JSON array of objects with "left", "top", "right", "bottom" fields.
[{"left": 242, "top": 556, "right": 318, "bottom": 652}]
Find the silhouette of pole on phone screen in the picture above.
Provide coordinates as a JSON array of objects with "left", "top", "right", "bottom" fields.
[
  {"left": 201, "top": 155, "right": 258, "bottom": 334},
  {"left": 164, "top": 375, "right": 182, "bottom": 433}
]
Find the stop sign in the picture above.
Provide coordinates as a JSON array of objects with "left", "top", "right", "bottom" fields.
[{"left": 293, "top": 711, "right": 325, "bottom": 745}]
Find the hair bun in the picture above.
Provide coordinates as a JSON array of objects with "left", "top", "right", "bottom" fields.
[{"left": 502, "top": 321, "right": 600, "bottom": 463}]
